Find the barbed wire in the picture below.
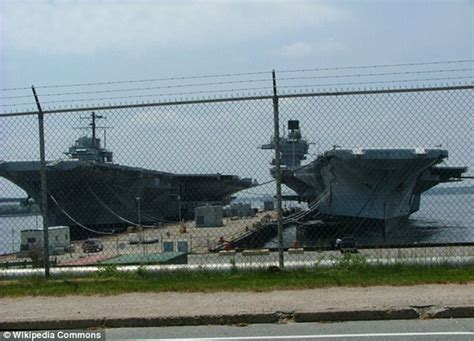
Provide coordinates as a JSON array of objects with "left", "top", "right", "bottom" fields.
[
  {"left": 1, "top": 84, "right": 472, "bottom": 117},
  {"left": 0, "top": 71, "right": 271, "bottom": 92},
  {"left": 278, "top": 76, "right": 473, "bottom": 90},
  {"left": 2, "top": 68, "right": 471, "bottom": 101},
  {"left": 276, "top": 59, "right": 474, "bottom": 73},
  {"left": 0, "top": 86, "right": 273, "bottom": 107},
  {"left": 277, "top": 68, "right": 472, "bottom": 82},
  {"left": 1, "top": 76, "right": 472, "bottom": 108},
  {"left": 1, "top": 59, "right": 472, "bottom": 92},
  {"left": 0, "top": 78, "right": 272, "bottom": 100}
]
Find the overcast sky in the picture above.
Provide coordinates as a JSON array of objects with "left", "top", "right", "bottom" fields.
[
  {"left": 0, "top": 0, "right": 472, "bottom": 89},
  {"left": 0, "top": 0, "right": 472, "bottom": 198}
]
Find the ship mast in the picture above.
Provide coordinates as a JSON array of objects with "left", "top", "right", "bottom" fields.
[{"left": 90, "top": 112, "right": 104, "bottom": 148}]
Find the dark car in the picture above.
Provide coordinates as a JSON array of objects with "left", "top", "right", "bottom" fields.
[
  {"left": 81, "top": 239, "right": 104, "bottom": 253},
  {"left": 335, "top": 237, "right": 358, "bottom": 253},
  {"left": 64, "top": 244, "right": 76, "bottom": 253}
]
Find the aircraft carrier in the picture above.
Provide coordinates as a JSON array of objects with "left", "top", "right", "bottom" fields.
[
  {"left": 0, "top": 113, "right": 254, "bottom": 239},
  {"left": 261, "top": 120, "right": 467, "bottom": 236}
]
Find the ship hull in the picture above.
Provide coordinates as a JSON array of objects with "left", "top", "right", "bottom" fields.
[
  {"left": 281, "top": 148, "right": 466, "bottom": 237},
  {"left": 0, "top": 160, "right": 253, "bottom": 239},
  {"left": 318, "top": 214, "right": 410, "bottom": 239}
]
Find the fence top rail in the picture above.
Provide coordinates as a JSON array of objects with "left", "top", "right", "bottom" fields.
[{"left": 1, "top": 84, "right": 472, "bottom": 118}]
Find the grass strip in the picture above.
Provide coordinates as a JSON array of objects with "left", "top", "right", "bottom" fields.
[{"left": 0, "top": 262, "right": 473, "bottom": 297}]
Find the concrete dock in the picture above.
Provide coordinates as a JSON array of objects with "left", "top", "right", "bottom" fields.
[{"left": 4, "top": 211, "right": 277, "bottom": 266}]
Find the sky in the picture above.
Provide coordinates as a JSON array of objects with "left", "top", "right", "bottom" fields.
[
  {"left": 0, "top": 0, "right": 472, "bottom": 198},
  {"left": 0, "top": 0, "right": 472, "bottom": 89}
]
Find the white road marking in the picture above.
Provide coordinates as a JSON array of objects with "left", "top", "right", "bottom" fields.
[{"left": 156, "top": 331, "right": 474, "bottom": 340}]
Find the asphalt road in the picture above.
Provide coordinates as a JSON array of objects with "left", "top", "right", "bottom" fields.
[{"left": 105, "top": 318, "right": 474, "bottom": 340}]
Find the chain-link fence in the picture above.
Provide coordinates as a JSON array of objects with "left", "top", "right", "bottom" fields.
[{"left": 0, "top": 66, "right": 472, "bottom": 275}]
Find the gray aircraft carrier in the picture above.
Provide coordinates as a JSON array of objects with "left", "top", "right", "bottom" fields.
[
  {"left": 0, "top": 113, "right": 254, "bottom": 239},
  {"left": 261, "top": 120, "right": 467, "bottom": 236}
]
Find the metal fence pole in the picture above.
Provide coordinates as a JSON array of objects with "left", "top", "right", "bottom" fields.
[
  {"left": 272, "top": 70, "right": 284, "bottom": 268},
  {"left": 11, "top": 227, "right": 14, "bottom": 254},
  {"left": 31, "top": 86, "right": 50, "bottom": 277}
]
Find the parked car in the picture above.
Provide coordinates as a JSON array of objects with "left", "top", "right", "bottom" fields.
[
  {"left": 51, "top": 247, "right": 65, "bottom": 256},
  {"left": 335, "top": 237, "right": 358, "bottom": 253},
  {"left": 128, "top": 233, "right": 142, "bottom": 245},
  {"left": 64, "top": 244, "right": 76, "bottom": 253},
  {"left": 81, "top": 239, "right": 104, "bottom": 253},
  {"left": 129, "top": 233, "right": 159, "bottom": 245}
]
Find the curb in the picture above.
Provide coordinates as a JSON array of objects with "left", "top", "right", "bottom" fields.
[
  {"left": 0, "top": 314, "right": 279, "bottom": 331},
  {"left": 1, "top": 306, "right": 473, "bottom": 330},
  {"left": 294, "top": 308, "right": 419, "bottom": 322},
  {"left": 418, "top": 306, "right": 474, "bottom": 319}
]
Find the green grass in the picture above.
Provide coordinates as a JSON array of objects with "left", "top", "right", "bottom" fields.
[{"left": 0, "top": 261, "right": 473, "bottom": 297}]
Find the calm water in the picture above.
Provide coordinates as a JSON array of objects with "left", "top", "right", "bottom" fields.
[
  {"left": 0, "top": 214, "right": 43, "bottom": 255},
  {"left": 0, "top": 194, "right": 472, "bottom": 255},
  {"left": 266, "top": 193, "right": 473, "bottom": 248}
]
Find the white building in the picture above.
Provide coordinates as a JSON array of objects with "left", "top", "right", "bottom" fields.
[{"left": 18, "top": 226, "right": 70, "bottom": 257}]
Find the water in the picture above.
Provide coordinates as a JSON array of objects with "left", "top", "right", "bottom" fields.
[
  {"left": 0, "top": 214, "right": 43, "bottom": 255},
  {"left": 0, "top": 194, "right": 472, "bottom": 255},
  {"left": 391, "top": 193, "right": 473, "bottom": 244},
  {"left": 266, "top": 193, "right": 473, "bottom": 248}
]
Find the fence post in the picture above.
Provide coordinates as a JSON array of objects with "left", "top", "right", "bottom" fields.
[
  {"left": 31, "top": 86, "right": 50, "bottom": 278},
  {"left": 272, "top": 70, "right": 284, "bottom": 268},
  {"left": 11, "top": 227, "right": 14, "bottom": 254}
]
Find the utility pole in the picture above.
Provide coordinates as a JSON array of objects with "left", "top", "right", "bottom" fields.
[
  {"left": 31, "top": 86, "right": 50, "bottom": 277},
  {"left": 272, "top": 70, "right": 284, "bottom": 269}
]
